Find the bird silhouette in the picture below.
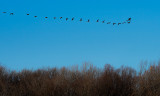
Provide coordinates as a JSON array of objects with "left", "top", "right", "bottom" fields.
[
  {"left": 45, "top": 17, "right": 48, "bottom": 18},
  {"left": 3, "top": 12, "right": 7, "bottom": 14},
  {"left": 72, "top": 17, "right": 74, "bottom": 21},
  {"left": 107, "top": 22, "right": 111, "bottom": 24},
  {"left": 34, "top": 16, "right": 37, "bottom": 18},
  {"left": 10, "top": 13, "right": 14, "bottom": 15},
  {"left": 127, "top": 18, "right": 131, "bottom": 24},
  {"left": 127, "top": 18, "right": 131, "bottom": 21},
  {"left": 54, "top": 17, "right": 56, "bottom": 19},
  {"left": 102, "top": 20, "right": 105, "bottom": 23},
  {"left": 60, "top": 17, "right": 63, "bottom": 19},
  {"left": 87, "top": 19, "right": 90, "bottom": 22},
  {"left": 113, "top": 23, "right": 116, "bottom": 25},
  {"left": 97, "top": 19, "right": 99, "bottom": 22},
  {"left": 66, "top": 18, "right": 69, "bottom": 21},
  {"left": 80, "top": 18, "right": 82, "bottom": 21},
  {"left": 118, "top": 23, "right": 121, "bottom": 25},
  {"left": 27, "top": 14, "right": 30, "bottom": 15}
]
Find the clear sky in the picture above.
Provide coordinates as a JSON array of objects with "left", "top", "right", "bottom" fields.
[{"left": 0, "top": 0, "right": 160, "bottom": 71}]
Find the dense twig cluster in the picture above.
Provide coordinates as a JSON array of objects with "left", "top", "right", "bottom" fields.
[
  {"left": 1, "top": 11, "right": 131, "bottom": 25},
  {"left": 0, "top": 62, "right": 160, "bottom": 96}
]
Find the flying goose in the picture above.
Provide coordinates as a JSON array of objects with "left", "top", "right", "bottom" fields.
[
  {"left": 127, "top": 18, "right": 131, "bottom": 21},
  {"left": 10, "top": 13, "right": 14, "bottom": 15},
  {"left": 87, "top": 19, "right": 90, "bottom": 22},
  {"left": 80, "top": 18, "right": 82, "bottom": 21},
  {"left": 118, "top": 23, "right": 121, "bottom": 25},
  {"left": 97, "top": 19, "right": 99, "bottom": 22},
  {"left": 113, "top": 23, "right": 116, "bottom": 25},
  {"left": 72, "top": 17, "right": 74, "bottom": 21}
]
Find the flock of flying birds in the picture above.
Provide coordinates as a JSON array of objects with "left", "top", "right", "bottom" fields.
[{"left": 2, "top": 12, "right": 132, "bottom": 25}]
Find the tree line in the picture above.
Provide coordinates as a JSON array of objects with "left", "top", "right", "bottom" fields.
[{"left": 0, "top": 62, "right": 160, "bottom": 96}]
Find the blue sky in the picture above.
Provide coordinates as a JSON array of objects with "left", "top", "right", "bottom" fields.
[{"left": 0, "top": 0, "right": 160, "bottom": 71}]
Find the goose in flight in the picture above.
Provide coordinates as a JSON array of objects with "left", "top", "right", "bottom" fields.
[
  {"left": 113, "top": 23, "right": 116, "bottom": 25},
  {"left": 10, "top": 13, "right": 14, "bottom": 15},
  {"left": 66, "top": 18, "right": 69, "bottom": 21},
  {"left": 34, "top": 16, "right": 37, "bottom": 18},
  {"left": 118, "top": 23, "right": 121, "bottom": 25},
  {"left": 27, "top": 14, "right": 30, "bottom": 15},
  {"left": 126, "top": 18, "right": 131, "bottom": 24},
  {"left": 3, "top": 12, "right": 6, "bottom": 13},
  {"left": 97, "top": 19, "right": 99, "bottom": 22},
  {"left": 102, "top": 20, "right": 105, "bottom": 23},
  {"left": 87, "top": 19, "right": 90, "bottom": 22},
  {"left": 60, "top": 17, "right": 63, "bottom": 19},
  {"left": 45, "top": 17, "right": 48, "bottom": 18},
  {"left": 80, "top": 18, "right": 82, "bottom": 21},
  {"left": 72, "top": 17, "right": 74, "bottom": 21},
  {"left": 54, "top": 17, "right": 56, "bottom": 19},
  {"left": 127, "top": 18, "right": 131, "bottom": 21}
]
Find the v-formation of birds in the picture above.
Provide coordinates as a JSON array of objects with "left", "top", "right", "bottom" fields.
[{"left": 2, "top": 12, "right": 132, "bottom": 25}]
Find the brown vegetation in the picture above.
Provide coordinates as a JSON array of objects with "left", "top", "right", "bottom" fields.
[{"left": 0, "top": 62, "right": 160, "bottom": 96}]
